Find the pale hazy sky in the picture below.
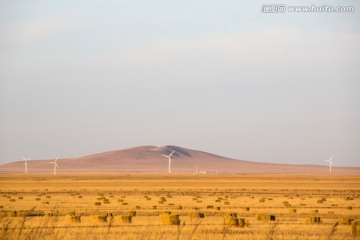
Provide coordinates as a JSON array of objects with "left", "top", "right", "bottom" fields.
[{"left": 0, "top": 1, "right": 359, "bottom": 166}]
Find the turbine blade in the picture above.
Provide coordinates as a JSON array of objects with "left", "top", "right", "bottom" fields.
[
  {"left": 169, "top": 151, "right": 175, "bottom": 157},
  {"left": 55, "top": 163, "right": 59, "bottom": 168},
  {"left": 330, "top": 155, "right": 333, "bottom": 160},
  {"left": 162, "top": 155, "right": 169, "bottom": 157}
]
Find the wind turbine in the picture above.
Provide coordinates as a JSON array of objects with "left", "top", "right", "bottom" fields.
[
  {"left": 23, "top": 157, "right": 31, "bottom": 173},
  {"left": 50, "top": 157, "right": 59, "bottom": 175},
  {"left": 325, "top": 155, "right": 334, "bottom": 174},
  {"left": 162, "top": 151, "right": 175, "bottom": 173}
]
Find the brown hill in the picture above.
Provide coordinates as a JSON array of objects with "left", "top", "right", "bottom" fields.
[{"left": 0, "top": 145, "right": 359, "bottom": 175}]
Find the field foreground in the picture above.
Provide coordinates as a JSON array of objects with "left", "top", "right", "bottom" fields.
[{"left": 0, "top": 174, "right": 359, "bottom": 240}]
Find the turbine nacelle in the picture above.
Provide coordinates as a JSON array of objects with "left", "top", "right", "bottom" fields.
[
  {"left": 162, "top": 150, "right": 175, "bottom": 158},
  {"left": 325, "top": 160, "right": 333, "bottom": 166}
]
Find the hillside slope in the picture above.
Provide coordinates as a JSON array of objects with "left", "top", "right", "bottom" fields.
[{"left": 0, "top": 145, "right": 359, "bottom": 175}]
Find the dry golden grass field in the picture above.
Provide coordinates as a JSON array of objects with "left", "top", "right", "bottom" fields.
[{"left": 0, "top": 174, "right": 359, "bottom": 240}]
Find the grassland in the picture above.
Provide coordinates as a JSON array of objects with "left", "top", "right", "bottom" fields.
[{"left": 0, "top": 174, "right": 359, "bottom": 240}]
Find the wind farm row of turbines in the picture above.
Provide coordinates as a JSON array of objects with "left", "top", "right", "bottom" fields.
[
  {"left": 21, "top": 154, "right": 335, "bottom": 174},
  {"left": 23, "top": 157, "right": 59, "bottom": 175},
  {"left": 23, "top": 151, "right": 181, "bottom": 175}
]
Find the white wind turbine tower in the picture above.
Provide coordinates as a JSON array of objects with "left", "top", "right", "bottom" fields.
[
  {"left": 162, "top": 151, "right": 175, "bottom": 173},
  {"left": 325, "top": 155, "right": 334, "bottom": 174},
  {"left": 50, "top": 157, "right": 59, "bottom": 175},
  {"left": 23, "top": 157, "right": 31, "bottom": 173}
]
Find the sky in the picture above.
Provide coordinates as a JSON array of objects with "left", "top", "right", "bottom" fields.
[{"left": 0, "top": 0, "right": 359, "bottom": 167}]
